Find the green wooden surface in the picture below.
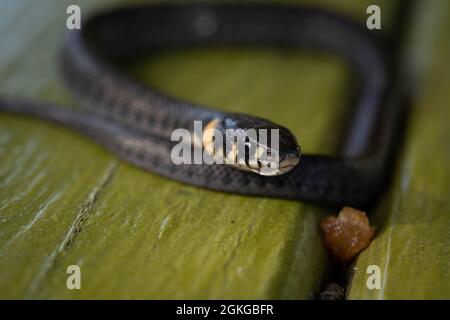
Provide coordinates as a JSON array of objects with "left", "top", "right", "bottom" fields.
[
  {"left": 348, "top": 0, "right": 450, "bottom": 299},
  {"left": 3, "top": 0, "right": 443, "bottom": 300}
]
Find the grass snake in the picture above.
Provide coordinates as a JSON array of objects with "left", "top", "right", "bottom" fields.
[{"left": 0, "top": 4, "right": 403, "bottom": 207}]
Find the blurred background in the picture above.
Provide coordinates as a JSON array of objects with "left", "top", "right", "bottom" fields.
[{"left": 0, "top": 0, "right": 448, "bottom": 299}]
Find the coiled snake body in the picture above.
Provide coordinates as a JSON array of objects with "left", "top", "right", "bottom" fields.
[{"left": 0, "top": 4, "right": 402, "bottom": 207}]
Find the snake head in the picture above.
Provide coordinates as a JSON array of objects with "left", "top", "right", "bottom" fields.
[
  {"left": 203, "top": 115, "right": 301, "bottom": 176},
  {"left": 251, "top": 122, "right": 301, "bottom": 176}
]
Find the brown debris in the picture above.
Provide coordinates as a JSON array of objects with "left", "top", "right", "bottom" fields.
[{"left": 320, "top": 207, "right": 375, "bottom": 262}]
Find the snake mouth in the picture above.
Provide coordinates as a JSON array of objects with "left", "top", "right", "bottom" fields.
[
  {"left": 279, "top": 152, "right": 300, "bottom": 172},
  {"left": 247, "top": 150, "right": 300, "bottom": 176},
  {"left": 256, "top": 152, "right": 300, "bottom": 176}
]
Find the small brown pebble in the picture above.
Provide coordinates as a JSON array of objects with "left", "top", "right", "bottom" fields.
[{"left": 320, "top": 207, "right": 375, "bottom": 262}]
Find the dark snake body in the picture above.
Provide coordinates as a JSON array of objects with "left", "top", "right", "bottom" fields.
[{"left": 0, "top": 4, "right": 402, "bottom": 207}]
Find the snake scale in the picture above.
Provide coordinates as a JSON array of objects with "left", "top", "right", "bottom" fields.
[{"left": 0, "top": 4, "right": 403, "bottom": 207}]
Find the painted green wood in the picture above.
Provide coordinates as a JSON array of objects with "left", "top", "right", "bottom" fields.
[
  {"left": 0, "top": 0, "right": 396, "bottom": 299},
  {"left": 348, "top": 0, "right": 450, "bottom": 299}
]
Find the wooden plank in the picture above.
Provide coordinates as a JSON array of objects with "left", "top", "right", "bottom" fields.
[
  {"left": 348, "top": 0, "right": 450, "bottom": 299},
  {"left": 0, "top": 0, "right": 397, "bottom": 299}
]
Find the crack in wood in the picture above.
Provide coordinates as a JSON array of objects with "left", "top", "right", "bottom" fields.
[{"left": 25, "top": 161, "right": 117, "bottom": 297}]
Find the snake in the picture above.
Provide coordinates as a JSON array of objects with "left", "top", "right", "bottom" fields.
[{"left": 0, "top": 4, "right": 403, "bottom": 207}]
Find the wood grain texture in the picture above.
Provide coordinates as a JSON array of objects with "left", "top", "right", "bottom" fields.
[
  {"left": 0, "top": 0, "right": 396, "bottom": 299},
  {"left": 348, "top": 0, "right": 450, "bottom": 299}
]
